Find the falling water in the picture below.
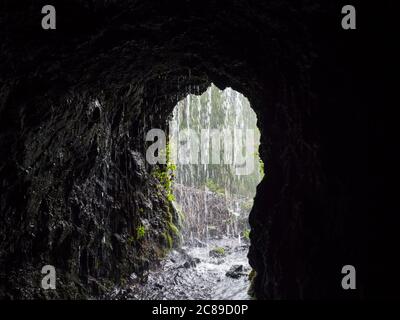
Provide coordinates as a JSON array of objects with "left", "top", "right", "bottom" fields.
[{"left": 171, "top": 84, "right": 263, "bottom": 244}]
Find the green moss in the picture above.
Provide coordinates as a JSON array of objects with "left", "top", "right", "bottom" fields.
[
  {"left": 215, "top": 247, "right": 225, "bottom": 255},
  {"left": 151, "top": 143, "right": 184, "bottom": 253},
  {"left": 209, "top": 247, "right": 225, "bottom": 257},
  {"left": 248, "top": 269, "right": 257, "bottom": 298},
  {"left": 205, "top": 179, "right": 225, "bottom": 195},
  {"left": 167, "top": 193, "right": 175, "bottom": 202},
  {"left": 151, "top": 142, "right": 176, "bottom": 204},
  {"left": 168, "top": 221, "right": 179, "bottom": 236},
  {"left": 248, "top": 269, "right": 256, "bottom": 281},
  {"left": 151, "top": 143, "right": 176, "bottom": 202},
  {"left": 127, "top": 236, "right": 135, "bottom": 246},
  {"left": 240, "top": 199, "right": 254, "bottom": 212},
  {"left": 120, "top": 277, "right": 127, "bottom": 287},
  {"left": 242, "top": 229, "right": 250, "bottom": 240},
  {"left": 175, "top": 203, "right": 185, "bottom": 224},
  {"left": 166, "top": 206, "right": 173, "bottom": 222},
  {"left": 259, "top": 158, "right": 265, "bottom": 177},
  {"left": 136, "top": 225, "right": 146, "bottom": 240},
  {"left": 160, "top": 216, "right": 180, "bottom": 252},
  {"left": 162, "top": 232, "right": 173, "bottom": 249}
]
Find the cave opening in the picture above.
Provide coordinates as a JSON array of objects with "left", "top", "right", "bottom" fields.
[
  {"left": 0, "top": 1, "right": 376, "bottom": 301},
  {"left": 139, "top": 84, "right": 264, "bottom": 300}
]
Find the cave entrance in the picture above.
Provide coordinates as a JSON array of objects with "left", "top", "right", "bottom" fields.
[{"left": 167, "top": 83, "right": 264, "bottom": 299}]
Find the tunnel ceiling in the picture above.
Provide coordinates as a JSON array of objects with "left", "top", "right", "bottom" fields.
[{"left": 0, "top": 0, "right": 381, "bottom": 299}]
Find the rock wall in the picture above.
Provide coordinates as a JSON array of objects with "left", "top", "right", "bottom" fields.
[
  {"left": 0, "top": 83, "right": 183, "bottom": 298},
  {"left": 0, "top": 0, "right": 381, "bottom": 299}
]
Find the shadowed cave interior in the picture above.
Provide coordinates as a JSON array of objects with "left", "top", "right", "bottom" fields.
[{"left": 0, "top": 0, "right": 378, "bottom": 299}]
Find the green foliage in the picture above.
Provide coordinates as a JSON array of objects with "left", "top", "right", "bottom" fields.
[
  {"left": 127, "top": 236, "right": 135, "bottom": 246},
  {"left": 174, "top": 203, "right": 185, "bottom": 224},
  {"left": 248, "top": 269, "right": 257, "bottom": 298},
  {"left": 162, "top": 231, "right": 173, "bottom": 249},
  {"left": 167, "top": 193, "right": 175, "bottom": 202},
  {"left": 214, "top": 247, "right": 225, "bottom": 255},
  {"left": 209, "top": 246, "right": 226, "bottom": 257},
  {"left": 240, "top": 199, "right": 254, "bottom": 212},
  {"left": 205, "top": 179, "right": 225, "bottom": 195},
  {"left": 152, "top": 142, "right": 176, "bottom": 203},
  {"left": 159, "top": 205, "right": 181, "bottom": 251},
  {"left": 248, "top": 269, "right": 256, "bottom": 281},
  {"left": 168, "top": 221, "right": 179, "bottom": 236},
  {"left": 242, "top": 229, "right": 250, "bottom": 241},
  {"left": 216, "top": 247, "right": 225, "bottom": 254},
  {"left": 136, "top": 225, "right": 146, "bottom": 240},
  {"left": 259, "top": 158, "right": 265, "bottom": 178}
]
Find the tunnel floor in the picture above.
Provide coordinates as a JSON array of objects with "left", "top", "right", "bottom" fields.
[{"left": 106, "top": 238, "right": 251, "bottom": 300}]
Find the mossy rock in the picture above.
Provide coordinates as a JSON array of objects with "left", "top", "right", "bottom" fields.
[
  {"left": 162, "top": 231, "right": 173, "bottom": 249},
  {"left": 209, "top": 247, "right": 226, "bottom": 257},
  {"left": 247, "top": 269, "right": 257, "bottom": 298}
]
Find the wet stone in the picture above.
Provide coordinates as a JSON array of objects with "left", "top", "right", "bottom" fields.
[{"left": 226, "top": 265, "right": 246, "bottom": 279}]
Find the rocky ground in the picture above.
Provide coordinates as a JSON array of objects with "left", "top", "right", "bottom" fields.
[{"left": 105, "top": 238, "right": 251, "bottom": 300}]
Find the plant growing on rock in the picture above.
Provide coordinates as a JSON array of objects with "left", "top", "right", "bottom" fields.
[
  {"left": 242, "top": 229, "right": 250, "bottom": 241},
  {"left": 162, "top": 231, "right": 173, "bottom": 249},
  {"left": 209, "top": 246, "right": 226, "bottom": 257},
  {"left": 151, "top": 142, "right": 176, "bottom": 203},
  {"left": 136, "top": 225, "right": 146, "bottom": 240},
  {"left": 168, "top": 221, "right": 179, "bottom": 237},
  {"left": 248, "top": 269, "right": 257, "bottom": 298},
  {"left": 127, "top": 236, "right": 135, "bottom": 246}
]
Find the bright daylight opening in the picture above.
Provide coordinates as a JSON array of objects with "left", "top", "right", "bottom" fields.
[
  {"left": 127, "top": 84, "right": 264, "bottom": 300},
  {"left": 169, "top": 84, "right": 264, "bottom": 299}
]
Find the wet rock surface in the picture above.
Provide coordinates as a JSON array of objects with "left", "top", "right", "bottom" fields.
[{"left": 226, "top": 265, "right": 246, "bottom": 279}]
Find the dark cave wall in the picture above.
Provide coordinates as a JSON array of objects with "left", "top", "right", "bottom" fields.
[
  {"left": 0, "top": 83, "right": 184, "bottom": 298},
  {"left": 0, "top": 0, "right": 373, "bottom": 299}
]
